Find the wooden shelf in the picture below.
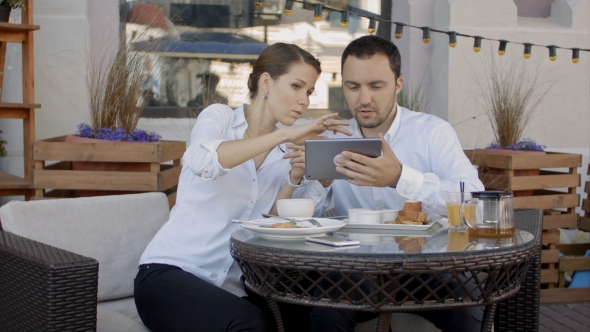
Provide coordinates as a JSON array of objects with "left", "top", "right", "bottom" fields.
[
  {"left": 0, "top": 23, "right": 40, "bottom": 44},
  {"left": 0, "top": 1, "right": 37, "bottom": 200},
  {"left": 0, "top": 22, "right": 40, "bottom": 32},
  {"left": 0, "top": 171, "right": 29, "bottom": 189},
  {"left": 0, "top": 103, "right": 39, "bottom": 119},
  {"left": 0, "top": 102, "right": 41, "bottom": 109}
]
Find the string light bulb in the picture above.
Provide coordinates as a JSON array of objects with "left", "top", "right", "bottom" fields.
[
  {"left": 523, "top": 43, "right": 532, "bottom": 59},
  {"left": 283, "top": 1, "right": 293, "bottom": 15},
  {"left": 394, "top": 23, "right": 404, "bottom": 39},
  {"left": 548, "top": 45, "right": 557, "bottom": 61},
  {"left": 572, "top": 48, "right": 580, "bottom": 63},
  {"left": 498, "top": 40, "right": 508, "bottom": 55},
  {"left": 254, "top": 1, "right": 263, "bottom": 8},
  {"left": 368, "top": 17, "right": 376, "bottom": 34},
  {"left": 332, "top": 72, "right": 337, "bottom": 82},
  {"left": 473, "top": 36, "right": 482, "bottom": 52},
  {"left": 448, "top": 31, "right": 457, "bottom": 48},
  {"left": 422, "top": 27, "right": 430, "bottom": 44},
  {"left": 340, "top": 10, "right": 349, "bottom": 27},
  {"left": 314, "top": 3, "right": 322, "bottom": 21}
]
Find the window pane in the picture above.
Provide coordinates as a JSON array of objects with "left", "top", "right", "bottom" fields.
[{"left": 124, "top": 0, "right": 382, "bottom": 118}]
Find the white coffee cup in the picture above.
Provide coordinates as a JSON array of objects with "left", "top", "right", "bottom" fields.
[
  {"left": 348, "top": 208, "right": 371, "bottom": 223},
  {"left": 277, "top": 199, "right": 314, "bottom": 218},
  {"left": 380, "top": 209, "right": 400, "bottom": 223},
  {"left": 357, "top": 210, "right": 382, "bottom": 224}
]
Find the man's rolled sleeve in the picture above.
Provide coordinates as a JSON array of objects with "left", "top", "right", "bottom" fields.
[{"left": 396, "top": 165, "right": 424, "bottom": 200}]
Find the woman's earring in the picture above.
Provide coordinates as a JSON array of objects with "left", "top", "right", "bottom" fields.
[{"left": 263, "top": 91, "right": 268, "bottom": 100}]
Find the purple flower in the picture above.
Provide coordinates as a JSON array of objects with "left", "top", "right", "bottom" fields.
[
  {"left": 485, "top": 142, "right": 503, "bottom": 150},
  {"left": 75, "top": 123, "right": 161, "bottom": 142},
  {"left": 485, "top": 138, "right": 546, "bottom": 152}
]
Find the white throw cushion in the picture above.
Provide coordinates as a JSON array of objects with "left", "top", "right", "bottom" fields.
[{"left": 0, "top": 193, "right": 170, "bottom": 301}]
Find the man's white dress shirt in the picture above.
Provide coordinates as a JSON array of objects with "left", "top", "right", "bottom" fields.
[
  {"left": 303, "top": 105, "right": 484, "bottom": 218},
  {"left": 140, "top": 104, "right": 324, "bottom": 297}
]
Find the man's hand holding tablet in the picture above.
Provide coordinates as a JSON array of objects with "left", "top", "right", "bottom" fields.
[
  {"left": 336, "top": 134, "right": 403, "bottom": 188},
  {"left": 305, "top": 138, "right": 382, "bottom": 180}
]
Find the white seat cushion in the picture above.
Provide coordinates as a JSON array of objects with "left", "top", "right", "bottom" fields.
[
  {"left": 0, "top": 192, "right": 170, "bottom": 301},
  {"left": 98, "top": 297, "right": 149, "bottom": 332}
]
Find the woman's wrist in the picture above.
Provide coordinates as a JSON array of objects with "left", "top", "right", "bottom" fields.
[
  {"left": 275, "top": 128, "right": 292, "bottom": 145},
  {"left": 287, "top": 170, "right": 303, "bottom": 188}
]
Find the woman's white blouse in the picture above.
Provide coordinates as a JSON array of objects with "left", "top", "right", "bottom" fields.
[{"left": 139, "top": 103, "right": 325, "bottom": 297}]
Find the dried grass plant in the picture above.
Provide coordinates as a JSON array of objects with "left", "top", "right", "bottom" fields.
[
  {"left": 474, "top": 54, "right": 555, "bottom": 149},
  {"left": 397, "top": 83, "right": 426, "bottom": 113},
  {"left": 87, "top": 33, "right": 153, "bottom": 135}
]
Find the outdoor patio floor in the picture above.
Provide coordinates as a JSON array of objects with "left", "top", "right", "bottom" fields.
[{"left": 540, "top": 302, "right": 590, "bottom": 331}]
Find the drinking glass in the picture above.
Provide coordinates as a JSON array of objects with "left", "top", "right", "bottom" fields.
[{"left": 444, "top": 191, "right": 470, "bottom": 230}]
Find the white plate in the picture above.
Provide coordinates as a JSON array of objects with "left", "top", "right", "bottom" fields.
[
  {"left": 241, "top": 217, "right": 346, "bottom": 238},
  {"left": 342, "top": 218, "right": 445, "bottom": 231},
  {"left": 337, "top": 221, "right": 444, "bottom": 238}
]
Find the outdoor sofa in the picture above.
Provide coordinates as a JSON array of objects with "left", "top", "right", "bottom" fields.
[{"left": 0, "top": 193, "right": 542, "bottom": 331}]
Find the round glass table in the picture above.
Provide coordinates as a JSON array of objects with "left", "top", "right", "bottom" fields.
[{"left": 230, "top": 222, "right": 539, "bottom": 332}]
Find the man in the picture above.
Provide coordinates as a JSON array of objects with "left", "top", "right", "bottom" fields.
[
  {"left": 187, "top": 73, "right": 228, "bottom": 110},
  {"left": 307, "top": 35, "right": 485, "bottom": 332}
]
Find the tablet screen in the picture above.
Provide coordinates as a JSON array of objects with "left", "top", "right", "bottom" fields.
[{"left": 305, "top": 138, "right": 382, "bottom": 180}]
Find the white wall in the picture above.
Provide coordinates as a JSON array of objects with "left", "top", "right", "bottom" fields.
[
  {"left": 0, "top": 8, "right": 26, "bottom": 192},
  {"left": 392, "top": 0, "right": 589, "bottom": 213},
  {"left": 393, "top": 0, "right": 589, "bottom": 150}
]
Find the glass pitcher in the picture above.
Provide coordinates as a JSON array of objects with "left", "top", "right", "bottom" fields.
[{"left": 461, "top": 191, "right": 515, "bottom": 237}]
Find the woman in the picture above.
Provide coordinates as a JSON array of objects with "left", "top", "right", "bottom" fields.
[{"left": 134, "top": 43, "right": 351, "bottom": 332}]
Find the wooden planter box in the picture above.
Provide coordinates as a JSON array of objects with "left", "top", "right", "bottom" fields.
[
  {"left": 464, "top": 150, "right": 582, "bottom": 226},
  {"left": 464, "top": 149, "right": 582, "bottom": 298},
  {"left": 539, "top": 242, "right": 590, "bottom": 304},
  {"left": 30, "top": 136, "right": 186, "bottom": 208}
]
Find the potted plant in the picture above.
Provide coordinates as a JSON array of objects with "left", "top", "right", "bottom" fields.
[
  {"left": 464, "top": 56, "right": 580, "bottom": 208},
  {"left": 466, "top": 55, "right": 557, "bottom": 196},
  {"left": 71, "top": 33, "right": 160, "bottom": 143},
  {"left": 30, "top": 35, "right": 185, "bottom": 202},
  {"left": 0, "top": 0, "right": 26, "bottom": 22}
]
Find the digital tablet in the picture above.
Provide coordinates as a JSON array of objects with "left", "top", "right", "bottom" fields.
[{"left": 305, "top": 138, "right": 382, "bottom": 180}]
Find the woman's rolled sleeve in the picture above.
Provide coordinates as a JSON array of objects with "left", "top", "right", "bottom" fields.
[
  {"left": 182, "top": 105, "right": 234, "bottom": 179},
  {"left": 183, "top": 139, "right": 231, "bottom": 180}
]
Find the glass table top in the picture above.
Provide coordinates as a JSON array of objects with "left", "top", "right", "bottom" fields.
[{"left": 231, "top": 227, "right": 534, "bottom": 256}]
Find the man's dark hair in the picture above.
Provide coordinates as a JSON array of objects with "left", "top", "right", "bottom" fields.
[
  {"left": 197, "top": 73, "right": 220, "bottom": 89},
  {"left": 341, "top": 35, "right": 401, "bottom": 78}
]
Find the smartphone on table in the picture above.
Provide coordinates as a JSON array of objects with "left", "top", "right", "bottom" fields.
[{"left": 305, "top": 235, "right": 360, "bottom": 247}]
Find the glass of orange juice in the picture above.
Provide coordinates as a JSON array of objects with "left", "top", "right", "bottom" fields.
[{"left": 444, "top": 191, "right": 470, "bottom": 230}]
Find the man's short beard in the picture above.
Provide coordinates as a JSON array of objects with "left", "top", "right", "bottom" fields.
[{"left": 353, "top": 102, "right": 396, "bottom": 129}]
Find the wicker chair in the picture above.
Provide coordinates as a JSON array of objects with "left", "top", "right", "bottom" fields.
[
  {"left": 0, "top": 201, "right": 541, "bottom": 331},
  {"left": 0, "top": 193, "right": 170, "bottom": 332}
]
